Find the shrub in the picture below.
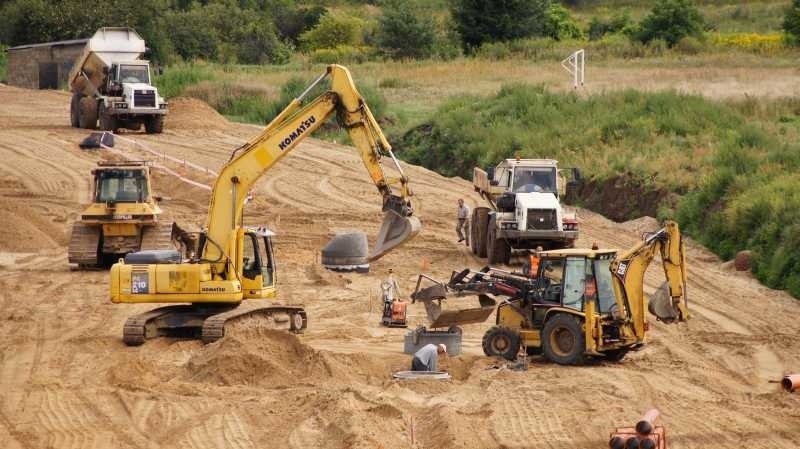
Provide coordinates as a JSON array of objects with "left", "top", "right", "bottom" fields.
[
  {"left": 300, "top": 13, "right": 364, "bottom": 51},
  {"left": 0, "top": 44, "right": 6, "bottom": 83},
  {"left": 784, "top": 0, "right": 800, "bottom": 44},
  {"left": 636, "top": 0, "right": 705, "bottom": 47},
  {"left": 450, "top": 0, "right": 550, "bottom": 50},
  {"left": 588, "top": 10, "right": 632, "bottom": 41},
  {"left": 711, "top": 33, "right": 785, "bottom": 54},
  {"left": 309, "top": 45, "right": 375, "bottom": 64},
  {"left": 543, "top": 3, "right": 583, "bottom": 41},
  {"left": 235, "top": 22, "right": 291, "bottom": 65},
  {"left": 377, "top": 1, "right": 437, "bottom": 59},
  {"left": 166, "top": 7, "right": 221, "bottom": 60}
]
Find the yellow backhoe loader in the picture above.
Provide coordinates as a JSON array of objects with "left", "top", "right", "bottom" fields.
[
  {"left": 110, "top": 65, "right": 421, "bottom": 345},
  {"left": 69, "top": 161, "right": 182, "bottom": 268},
  {"left": 412, "top": 220, "right": 688, "bottom": 364}
]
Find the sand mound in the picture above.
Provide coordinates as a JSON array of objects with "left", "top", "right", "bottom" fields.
[
  {"left": 619, "top": 215, "right": 660, "bottom": 235},
  {"left": 166, "top": 97, "right": 229, "bottom": 130}
]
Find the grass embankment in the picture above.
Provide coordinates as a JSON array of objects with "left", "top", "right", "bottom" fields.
[
  {"left": 0, "top": 44, "right": 7, "bottom": 82},
  {"left": 395, "top": 85, "right": 800, "bottom": 298}
]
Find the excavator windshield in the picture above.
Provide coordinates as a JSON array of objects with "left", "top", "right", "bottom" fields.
[
  {"left": 96, "top": 169, "right": 148, "bottom": 203},
  {"left": 513, "top": 167, "right": 556, "bottom": 194},
  {"left": 118, "top": 64, "right": 150, "bottom": 84}
]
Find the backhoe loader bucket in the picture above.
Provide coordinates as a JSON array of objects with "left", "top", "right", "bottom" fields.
[
  {"left": 648, "top": 281, "right": 682, "bottom": 322},
  {"left": 369, "top": 210, "right": 421, "bottom": 262},
  {"left": 411, "top": 274, "right": 496, "bottom": 328}
]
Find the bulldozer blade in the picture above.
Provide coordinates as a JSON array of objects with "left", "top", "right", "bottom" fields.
[
  {"left": 368, "top": 210, "right": 421, "bottom": 262},
  {"left": 648, "top": 281, "right": 681, "bottom": 322}
]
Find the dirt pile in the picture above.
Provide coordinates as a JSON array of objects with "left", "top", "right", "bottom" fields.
[{"left": 165, "top": 97, "right": 229, "bottom": 131}]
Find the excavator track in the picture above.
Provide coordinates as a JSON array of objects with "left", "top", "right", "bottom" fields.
[
  {"left": 121, "top": 303, "right": 307, "bottom": 346},
  {"left": 140, "top": 221, "right": 176, "bottom": 251},
  {"left": 201, "top": 304, "right": 307, "bottom": 344},
  {"left": 68, "top": 222, "right": 101, "bottom": 268}
]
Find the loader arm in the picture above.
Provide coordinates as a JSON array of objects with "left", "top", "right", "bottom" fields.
[
  {"left": 609, "top": 220, "right": 689, "bottom": 338},
  {"left": 202, "top": 65, "right": 418, "bottom": 277}
]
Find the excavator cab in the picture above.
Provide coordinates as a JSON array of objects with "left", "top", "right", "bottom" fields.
[{"left": 241, "top": 227, "right": 277, "bottom": 298}]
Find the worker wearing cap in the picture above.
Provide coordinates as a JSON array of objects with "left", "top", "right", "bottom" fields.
[
  {"left": 411, "top": 343, "right": 447, "bottom": 372},
  {"left": 456, "top": 199, "right": 470, "bottom": 244}
]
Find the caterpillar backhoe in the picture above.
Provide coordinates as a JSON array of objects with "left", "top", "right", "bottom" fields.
[
  {"left": 412, "top": 220, "right": 688, "bottom": 364},
  {"left": 110, "top": 65, "right": 421, "bottom": 345}
]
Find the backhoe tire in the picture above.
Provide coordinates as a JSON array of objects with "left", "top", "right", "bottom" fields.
[
  {"left": 542, "top": 314, "right": 586, "bottom": 365},
  {"left": 472, "top": 207, "right": 490, "bottom": 257},
  {"left": 99, "top": 103, "right": 118, "bottom": 133},
  {"left": 78, "top": 97, "right": 98, "bottom": 129},
  {"left": 70, "top": 92, "right": 81, "bottom": 127},
  {"left": 603, "top": 349, "right": 628, "bottom": 362},
  {"left": 145, "top": 115, "right": 164, "bottom": 134},
  {"left": 486, "top": 217, "right": 511, "bottom": 265},
  {"left": 482, "top": 325, "right": 520, "bottom": 360}
]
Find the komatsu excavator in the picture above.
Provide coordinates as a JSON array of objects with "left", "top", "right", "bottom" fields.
[
  {"left": 110, "top": 65, "right": 421, "bottom": 345},
  {"left": 412, "top": 220, "right": 688, "bottom": 365}
]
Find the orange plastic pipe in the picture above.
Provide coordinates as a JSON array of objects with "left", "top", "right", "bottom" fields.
[{"left": 782, "top": 374, "right": 800, "bottom": 392}]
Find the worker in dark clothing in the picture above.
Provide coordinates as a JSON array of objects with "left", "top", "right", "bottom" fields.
[{"left": 411, "top": 343, "right": 447, "bottom": 372}]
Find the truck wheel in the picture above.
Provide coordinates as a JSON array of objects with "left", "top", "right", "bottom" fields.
[
  {"left": 542, "top": 314, "right": 586, "bottom": 365},
  {"left": 482, "top": 326, "right": 520, "bottom": 360},
  {"left": 70, "top": 93, "right": 81, "bottom": 127},
  {"left": 487, "top": 217, "right": 511, "bottom": 265},
  {"left": 145, "top": 116, "right": 164, "bottom": 134},
  {"left": 99, "top": 103, "right": 118, "bottom": 132},
  {"left": 78, "top": 97, "right": 98, "bottom": 129},
  {"left": 473, "top": 207, "right": 490, "bottom": 258}
]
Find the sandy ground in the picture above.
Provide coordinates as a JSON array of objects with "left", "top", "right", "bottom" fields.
[{"left": 0, "top": 84, "right": 798, "bottom": 449}]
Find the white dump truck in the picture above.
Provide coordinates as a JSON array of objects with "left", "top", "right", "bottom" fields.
[
  {"left": 470, "top": 158, "right": 582, "bottom": 264},
  {"left": 68, "top": 27, "right": 167, "bottom": 134}
]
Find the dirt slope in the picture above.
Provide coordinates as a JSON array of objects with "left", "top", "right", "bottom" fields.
[{"left": 0, "top": 83, "right": 798, "bottom": 449}]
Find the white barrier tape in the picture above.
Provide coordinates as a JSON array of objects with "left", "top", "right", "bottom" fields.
[
  {"left": 101, "top": 144, "right": 212, "bottom": 191},
  {"left": 111, "top": 134, "right": 219, "bottom": 177}
]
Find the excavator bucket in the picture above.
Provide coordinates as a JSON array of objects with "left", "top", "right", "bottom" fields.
[
  {"left": 648, "top": 281, "right": 682, "bottom": 322},
  {"left": 368, "top": 210, "right": 421, "bottom": 262},
  {"left": 320, "top": 210, "right": 420, "bottom": 272}
]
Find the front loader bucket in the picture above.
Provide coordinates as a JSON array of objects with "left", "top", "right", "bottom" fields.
[
  {"left": 368, "top": 210, "right": 421, "bottom": 262},
  {"left": 423, "top": 294, "right": 496, "bottom": 328}
]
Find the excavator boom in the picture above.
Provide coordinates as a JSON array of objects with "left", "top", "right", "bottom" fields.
[{"left": 202, "top": 65, "right": 419, "bottom": 274}]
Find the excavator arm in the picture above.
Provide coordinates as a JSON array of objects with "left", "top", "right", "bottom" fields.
[
  {"left": 610, "top": 220, "right": 689, "bottom": 338},
  {"left": 201, "top": 65, "right": 420, "bottom": 276}
]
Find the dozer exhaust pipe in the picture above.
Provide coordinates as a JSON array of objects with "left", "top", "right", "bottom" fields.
[{"left": 320, "top": 209, "right": 421, "bottom": 272}]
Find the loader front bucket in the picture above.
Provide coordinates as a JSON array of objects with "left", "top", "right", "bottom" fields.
[{"left": 368, "top": 210, "right": 421, "bottom": 262}]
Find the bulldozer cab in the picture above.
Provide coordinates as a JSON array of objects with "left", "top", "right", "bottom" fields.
[
  {"left": 533, "top": 249, "right": 618, "bottom": 315},
  {"left": 241, "top": 227, "right": 277, "bottom": 298},
  {"left": 92, "top": 162, "right": 153, "bottom": 204}
]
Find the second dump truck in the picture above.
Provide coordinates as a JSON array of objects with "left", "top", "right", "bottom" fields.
[
  {"left": 470, "top": 158, "right": 582, "bottom": 264},
  {"left": 68, "top": 27, "right": 167, "bottom": 133}
]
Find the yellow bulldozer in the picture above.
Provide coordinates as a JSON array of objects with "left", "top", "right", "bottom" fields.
[
  {"left": 412, "top": 220, "right": 689, "bottom": 364},
  {"left": 68, "top": 161, "right": 183, "bottom": 268}
]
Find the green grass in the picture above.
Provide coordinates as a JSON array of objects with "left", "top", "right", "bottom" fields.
[
  {"left": 0, "top": 44, "right": 7, "bottom": 83},
  {"left": 153, "top": 63, "right": 217, "bottom": 98},
  {"left": 394, "top": 85, "right": 800, "bottom": 298}
]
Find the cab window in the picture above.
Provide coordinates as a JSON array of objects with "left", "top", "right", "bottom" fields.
[
  {"left": 242, "top": 235, "right": 259, "bottom": 279},
  {"left": 562, "top": 257, "right": 586, "bottom": 310},
  {"left": 538, "top": 258, "right": 564, "bottom": 303},
  {"left": 261, "top": 236, "right": 275, "bottom": 287}
]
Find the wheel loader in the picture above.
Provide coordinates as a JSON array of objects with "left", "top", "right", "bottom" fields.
[
  {"left": 412, "top": 220, "right": 689, "bottom": 365},
  {"left": 110, "top": 65, "right": 421, "bottom": 345},
  {"left": 68, "top": 161, "right": 183, "bottom": 268}
]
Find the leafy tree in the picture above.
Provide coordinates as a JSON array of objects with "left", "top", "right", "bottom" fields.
[
  {"left": 236, "top": 22, "right": 291, "bottom": 64},
  {"left": 636, "top": 0, "right": 705, "bottom": 47},
  {"left": 450, "top": 0, "right": 551, "bottom": 50},
  {"left": 784, "top": 0, "right": 800, "bottom": 44},
  {"left": 166, "top": 6, "right": 221, "bottom": 60},
  {"left": 543, "top": 3, "right": 583, "bottom": 40},
  {"left": 377, "top": 1, "right": 436, "bottom": 59},
  {"left": 299, "top": 13, "right": 364, "bottom": 51}
]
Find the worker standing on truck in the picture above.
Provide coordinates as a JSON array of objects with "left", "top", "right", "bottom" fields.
[
  {"left": 411, "top": 343, "right": 447, "bottom": 372},
  {"left": 456, "top": 199, "right": 470, "bottom": 244}
]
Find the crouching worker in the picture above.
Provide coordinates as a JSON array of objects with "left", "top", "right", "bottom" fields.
[{"left": 411, "top": 343, "right": 447, "bottom": 372}]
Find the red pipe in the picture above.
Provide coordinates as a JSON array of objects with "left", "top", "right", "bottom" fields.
[{"left": 783, "top": 374, "right": 800, "bottom": 392}]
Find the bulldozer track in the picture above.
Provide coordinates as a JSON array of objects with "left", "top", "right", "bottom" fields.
[
  {"left": 67, "top": 222, "right": 100, "bottom": 268},
  {"left": 122, "top": 305, "right": 197, "bottom": 346},
  {"left": 140, "top": 221, "right": 176, "bottom": 251}
]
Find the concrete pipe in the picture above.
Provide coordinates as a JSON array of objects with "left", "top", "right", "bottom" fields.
[
  {"left": 624, "top": 436, "right": 640, "bottom": 449},
  {"left": 639, "top": 438, "right": 656, "bottom": 449},
  {"left": 635, "top": 409, "right": 660, "bottom": 436},
  {"left": 608, "top": 436, "right": 625, "bottom": 449},
  {"left": 782, "top": 374, "right": 800, "bottom": 392}
]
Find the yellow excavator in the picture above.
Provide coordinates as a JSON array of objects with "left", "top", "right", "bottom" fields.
[
  {"left": 412, "top": 220, "right": 688, "bottom": 364},
  {"left": 110, "top": 65, "right": 421, "bottom": 345}
]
